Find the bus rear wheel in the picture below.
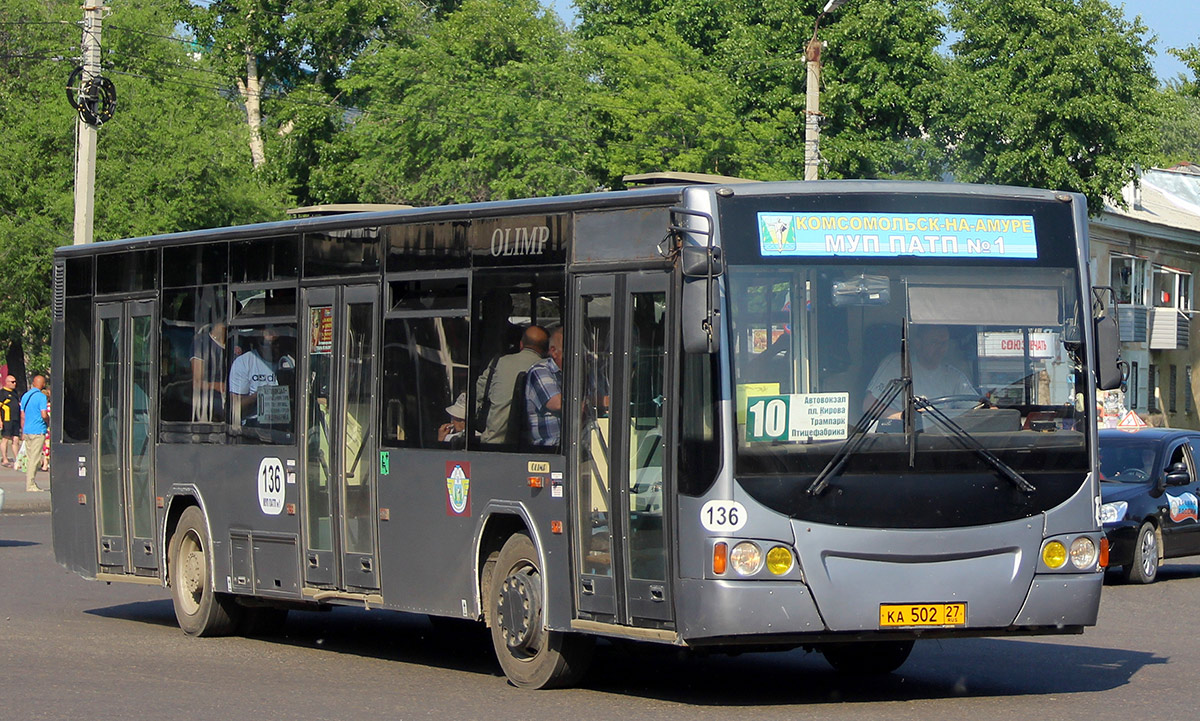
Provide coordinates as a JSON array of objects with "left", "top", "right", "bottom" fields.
[
  {"left": 169, "top": 506, "right": 242, "bottom": 636},
  {"left": 488, "top": 533, "right": 593, "bottom": 689},
  {"left": 820, "top": 640, "right": 914, "bottom": 674}
]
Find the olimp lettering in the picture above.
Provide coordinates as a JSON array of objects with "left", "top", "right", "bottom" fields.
[{"left": 490, "top": 226, "right": 550, "bottom": 257}]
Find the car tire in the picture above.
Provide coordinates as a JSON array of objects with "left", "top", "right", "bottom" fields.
[{"left": 1123, "top": 521, "right": 1159, "bottom": 584}]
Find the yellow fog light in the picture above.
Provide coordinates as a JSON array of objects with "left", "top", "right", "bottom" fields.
[
  {"left": 766, "top": 546, "right": 794, "bottom": 575},
  {"left": 1070, "top": 536, "right": 1097, "bottom": 569},
  {"left": 1043, "top": 540, "right": 1068, "bottom": 569},
  {"left": 729, "top": 542, "right": 764, "bottom": 576}
]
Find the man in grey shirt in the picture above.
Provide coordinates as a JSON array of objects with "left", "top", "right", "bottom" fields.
[{"left": 476, "top": 325, "right": 548, "bottom": 443}]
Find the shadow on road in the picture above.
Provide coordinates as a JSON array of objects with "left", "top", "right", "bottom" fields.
[
  {"left": 1105, "top": 561, "right": 1200, "bottom": 585},
  {"left": 580, "top": 636, "right": 1164, "bottom": 705},
  {"left": 81, "top": 595, "right": 1162, "bottom": 704},
  {"left": 85, "top": 599, "right": 179, "bottom": 629},
  {"left": 0, "top": 539, "right": 38, "bottom": 548}
]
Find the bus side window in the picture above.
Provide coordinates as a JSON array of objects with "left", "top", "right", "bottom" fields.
[
  {"left": 382, "top": 316, "right": 470, "bottom": 448},
  {"left": 160, "top": 284, "right": 227, "bottom": 434},
  {"left": 468, "top": 270, "right": 563, "bottom": 450},
  {"left": 226, "top": 323, "right": 297, "bottom": 444}
]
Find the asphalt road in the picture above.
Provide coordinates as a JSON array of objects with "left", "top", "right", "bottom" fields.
[{"left": 1, "top": 511, "right": 1194, "bottom": 721}]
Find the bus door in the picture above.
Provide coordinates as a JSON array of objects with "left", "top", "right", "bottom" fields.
[
  {"left": 572, "top": 271, "right": 674, "bottom": 626},
  {"left": 300, "top": 285, "right": 380, "bottom": 592},
  {"left": 95, "top": 299, "right": 158, "bottom": 574}
]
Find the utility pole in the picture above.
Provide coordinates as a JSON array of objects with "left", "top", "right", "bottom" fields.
[
  {"left": 803, "top": 36, "right": 822, "bottom": 181},
  {"left": 73, "top": 5, "right": 107, "bottom": 245},
  {"left": 804, "top": 0, "right": 849, "bottom": 181}
]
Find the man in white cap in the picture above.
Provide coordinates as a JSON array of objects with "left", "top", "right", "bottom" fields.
[{"left": 438, "top": 392, "right": 467, "bottom": 446}]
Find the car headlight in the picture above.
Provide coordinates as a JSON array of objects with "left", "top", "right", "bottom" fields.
[
  {"left": 1070, "top": 536, "right": 1098, "bottom": 569},
  {"left": 1099, "top": 501, "right": 1128, "bottom": 524},
  {"left": 729, "top": 542, "right": 764, "bottom": 576}
]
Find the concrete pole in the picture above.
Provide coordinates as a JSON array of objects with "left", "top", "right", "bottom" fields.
[
  {"left": 73, "top": 5, "right": 105, "bottom": 245},
  {"left": 803, "top": 37, "right": 822, "bottom": 181}
]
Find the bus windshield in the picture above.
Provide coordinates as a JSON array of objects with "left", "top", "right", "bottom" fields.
[{"left": 728, "top": 263, "right": 1090, "bottom": 527}]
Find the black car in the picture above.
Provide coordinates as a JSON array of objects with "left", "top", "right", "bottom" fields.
[{"left": 1099, "top": 428, "right": 1200, "bottom": 583}]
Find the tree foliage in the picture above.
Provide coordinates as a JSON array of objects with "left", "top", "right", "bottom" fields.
[
  {"left": 938, "top": 0, "right": 1159, "bottom": 211},
  {"left": 0, "top": 0, "right": 290, "bottom": 370},
  {"left": 325, "top": 0, "right": 596, "bottom": 204}
]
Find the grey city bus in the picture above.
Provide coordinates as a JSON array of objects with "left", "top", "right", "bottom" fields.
[{"left": 50, "top": 180, "right": 1122, "bottom": 688}]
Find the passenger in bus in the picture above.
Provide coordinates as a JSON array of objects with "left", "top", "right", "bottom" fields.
[
  {"left": 525, "top": 326, "right": 564, "bottom": 447},
  {"left": 438, "top": 392, "right": 468, "bottom": 447},
  {"left": 863, "top": 324, "right": 977, "bottom": 419},
  {"left": 229, "top": 327, "right": 294, "bottom": 427},
  {"left": 191, "top": 321, "right": 226, "bottom": 423},
  {"left": 476, "top": 325, "right": 548, "bottom": 443}
]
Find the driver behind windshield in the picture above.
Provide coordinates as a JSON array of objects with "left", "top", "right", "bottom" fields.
[{"left": 863, "top": 324, "right": 977, "bottom": 419}]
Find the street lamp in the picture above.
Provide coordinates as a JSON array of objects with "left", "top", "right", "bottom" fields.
[{"left": 804, "top": 0, "right": 849, "bottom": 180}]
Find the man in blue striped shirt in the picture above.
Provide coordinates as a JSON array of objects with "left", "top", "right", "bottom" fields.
[{"left": 525, "top": 327, "right": 564, "bottom": 447}]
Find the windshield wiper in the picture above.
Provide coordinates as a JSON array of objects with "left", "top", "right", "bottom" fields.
[
  {"left": 914, "top": 397, "right": 1037, "bottom": 494},
  {"left": 809, "top": 322, "right": 914, "bottom": 497},
  {"left": 806, "top": 377, "right": 908, "bottom": 496}
]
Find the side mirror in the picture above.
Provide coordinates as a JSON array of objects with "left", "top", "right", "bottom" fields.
[
  {"left": 681, "top": 245, "right": 723, "bottom": 278},
  {"left": 1165, "top": 462, "right": 1191, "bottom": 487},
  {"left": 1091, "top": 288, "right": 1123, "bottom": 391}
]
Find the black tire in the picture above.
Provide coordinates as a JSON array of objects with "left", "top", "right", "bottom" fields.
[
  {"left": 168, "top": 506, "right": 242, "bottom": 636},
  {"left": 1123, "top": 522, "right": 1159, "bottom": 584},
  {"left": 488, "top": 533, "right": 593, "bottom": 689},
  {"left": 820, "top": 640, "right": 914, "bottom": 674}
]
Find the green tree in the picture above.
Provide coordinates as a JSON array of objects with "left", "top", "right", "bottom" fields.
[
  {"left": 939, "top": 0, "right": 1159, "bottom": 212},
  {"left": 0, "top": 0, "right": 291, "bottom": 370},
  {"left": 581, "top": 26, "right": 751, "bottom": 185},
  {"left": 326, "top": 0, "right": 596, "bottom": 205},
  {"left": 179, "top": 0, "right": 425, "bottom": 186},
  {"left": 575, "top": 0, "right": 948, "bottom": 181},
  {"left": 1169, "top": 43, "right": 1200, "bottom": 95}
]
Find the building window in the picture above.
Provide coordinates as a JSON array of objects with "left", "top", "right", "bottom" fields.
[
  {"left": 1170, "top": 365, "right": 1178, "bottom": 413},
  {"left": 1148, "top": 365, "right": 1158, "bottom": 412},
  {"left": 1153, "top": 265, "right": 1192, "bottom": 310},
  {"left": 1129, "top": 362, "right": 1139, "bottom": 410},
  {"left": 1187, "top": 367, "right": 1194, "bottom": 414},
  {"left": 1111, "top": 255, "right": 1148, "bottom": 305}
]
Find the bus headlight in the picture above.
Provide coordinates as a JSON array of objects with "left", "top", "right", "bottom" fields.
[
  {"left": 1099, "top": 501, "right": 1127, "bottom": 524},
  {"left": 729, "top": 542, "right": 764, "bottom": 576},
  {"left": 1042, "top": 540, "right": 1068, "bottom": 569},
  {"left": 765, "top": 546, "right": 794, "bottom": 575},
  {"left": 1070, "top": 536, "right": 1098, "bottom": 569}
]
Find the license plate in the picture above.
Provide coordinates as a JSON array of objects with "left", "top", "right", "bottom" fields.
[{"left": 879, "top": 603, "right": 967, "bottom": 628}]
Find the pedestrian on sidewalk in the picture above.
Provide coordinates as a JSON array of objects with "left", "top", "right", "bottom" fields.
[
  {"left": 0, "top": 374, "right": 19, "bottom": 466},
  {"left": 20, "top": 374, "right": 49, "bottom": 492}
]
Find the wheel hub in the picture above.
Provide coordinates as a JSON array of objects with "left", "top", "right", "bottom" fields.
[
  {"left": 498, "top": 567, "right": 542, "bottom": 653},
  {"left": 183, "top": 549, "right": 205, "bottom": 597}
]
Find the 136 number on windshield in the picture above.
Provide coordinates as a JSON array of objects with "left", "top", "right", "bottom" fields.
[{"left": 701, "top": 500, "right": 748, "bottom": 532}]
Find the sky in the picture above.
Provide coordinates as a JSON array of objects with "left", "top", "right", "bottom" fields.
[{"left": 546, "top": 0, "right": 1198, "bottom": 84}]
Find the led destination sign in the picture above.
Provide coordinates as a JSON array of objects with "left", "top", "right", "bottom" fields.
[{"left": 758, "top": 211, "right": 1039, "bottom": 259}]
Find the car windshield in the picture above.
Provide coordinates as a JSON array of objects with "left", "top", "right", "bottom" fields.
[{"left": 1099, "top": 438, "right": 1162, "bottom": 483}]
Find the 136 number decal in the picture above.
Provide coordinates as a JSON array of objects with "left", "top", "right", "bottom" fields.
[
  {"left": 701, "top": 500, "right": 748, "bottom": 532},
  {"left": 257, "top": 457, "right": 286, "bottom": 515}
]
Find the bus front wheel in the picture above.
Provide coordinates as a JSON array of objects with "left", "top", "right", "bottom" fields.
[
  {"left": 169, "top": 506, "right": 242, "bottom": 636},
  {"left": 820, "top": 640, "right": 914, "bottom": 674},
  {"left": 488, "top": 533, "right": 593, "bottom": 689}
]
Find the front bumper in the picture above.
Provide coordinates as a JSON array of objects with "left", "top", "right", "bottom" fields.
[{"left": 1102, "top": 521, "right": 1142, "bottom": 568}]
